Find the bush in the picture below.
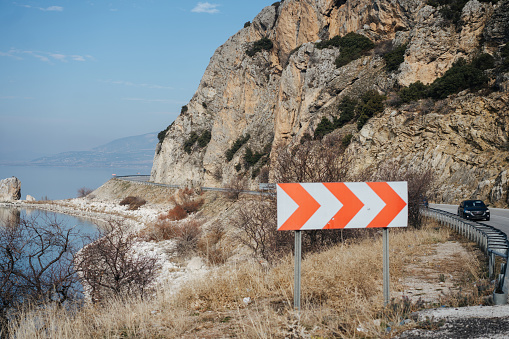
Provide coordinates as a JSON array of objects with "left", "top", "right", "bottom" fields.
[
  {"left": 246, "top": 37, "right": 273, "bottom": 57},
  {"left": 399, "top": 56, "right": 491, "bottom": 102},
  {"left": 197, "top": 223, "right": 230, "bottom": 265},
  {"left": 356, "top": 90, "right": 386, "bottom": 129},
  {"left": 197, "top": 130, "right": 212, "bottom": 148},
  {"left": 335, "top": 96, "right": 358, "bottom": 127},
  {"left": 165, "top": 205, "right": 188, "bottom": 221},
  {"left": 315, "top": 35, "right": 342, "bottom": 50},
  {"left": 427, "top": 58, "right": 488, "bottom": 99},
  {"left": 244, "top": 148, "right": 259, "bottom": 168},
  {"left": 244, "top": 21, "right": 251, "bottom": 28},
  {"left": 314, "top": 116, "right": 335, "bottom": 140},
  {"left": 428, "top": 0, "right": 498, "bottom": 25},
  {"left": 224, "top": 175, "right": 246, "bottom": 200},
  {"left": 157, "top": 125, "right": 170, "bottom": 143},
  {"left": 399, "top": 81, "right": 428, "bottom": 103},
  {"left": 342, "top": 133, "right": 353, "bottom": 147},
  {"left": 335, "top": 33, "right": 374, "bottom": 68},
  {"left": 383, "top": 43, "right": 407, "bottom": 72},
  {"left": 180, "top": 198, "right": 204, "bottom": 214},
  {"left": 471, "top": 53, "right": 495, "bottom": 71},
  {"left": 183, "top": 132, "right": 199, "bottom": 154},
  {"left": 181, "top": 105, "right": 188, "bottom": 114},
  {"left": 144, "top": 220, "right": 202, "bottom": 255},
  {"left": 315, "top": 32, "right": 374, "bottom": 67},
  {"left": 0, "top": 214, "right": 84, "bottom": 329},
  {"left": 119, "top": 196, "right": 147, "bottom": 210},
  {"left": 77, "top": 220, "right": 160, "bottom": 302},
  {"left": 225, "top": 134, "right": 250, "bottom": 161},
  {"left": 184, "top": 130, "right": 212, "bottom": 154}
]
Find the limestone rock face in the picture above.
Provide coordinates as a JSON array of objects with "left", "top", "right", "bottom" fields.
[
  {"left": 151, "top": 0, "right": 509, "bottom": 206},
  {"left": 0, "top": 177, "right": 21, "bottom": 202},
  {"left": 348, "top": 91, "right": 509, "bottom": 205}
]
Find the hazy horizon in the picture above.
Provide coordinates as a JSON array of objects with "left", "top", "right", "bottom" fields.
[{"left": 1, "top": 1, "right": 270, "bottom": 162}]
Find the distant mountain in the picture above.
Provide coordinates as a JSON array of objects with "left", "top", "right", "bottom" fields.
[{"left": 30, "top": 133, "right": 157, "bottom": 168}]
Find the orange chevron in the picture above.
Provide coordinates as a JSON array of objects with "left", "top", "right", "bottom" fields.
[
  {"left": 366, "top": 182, "right": 407, "bottom": 228},
  {"left": 323, "top": 182, "right": 364, "bottom": 229},
  {"left": 278, "top": 183, "right": 320, "bottom": 230}
]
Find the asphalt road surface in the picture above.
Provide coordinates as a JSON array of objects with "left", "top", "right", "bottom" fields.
[{"left": 432, "top": 203, "right": 509, "bottom": 237}]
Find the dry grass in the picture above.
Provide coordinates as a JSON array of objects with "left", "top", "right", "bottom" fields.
[{"left": 7, "top": 222, "right": 490, "bottom": 338}]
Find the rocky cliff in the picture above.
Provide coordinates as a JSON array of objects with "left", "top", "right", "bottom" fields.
[{"left": 151, "top": 0, "right": 509, "bottom": 206}]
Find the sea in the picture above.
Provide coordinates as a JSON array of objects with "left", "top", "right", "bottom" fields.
[
  {"left": 0, "top": 164, "right": 150, "bottom": 201},
  {"left": 0, "top": 164, "right": 150, "bottom": 229}
]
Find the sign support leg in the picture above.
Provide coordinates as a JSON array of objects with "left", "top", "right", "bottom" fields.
[
  {"left": 383, "top": 227, "right": 390, "bottom": 306},
  {"left": 294, "top": 230, "right": 302, "bottom": 311}
]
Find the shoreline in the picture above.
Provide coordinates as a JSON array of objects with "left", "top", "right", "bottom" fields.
[{"left": 0, "top": 197, "right": 167, "bottom": 231}]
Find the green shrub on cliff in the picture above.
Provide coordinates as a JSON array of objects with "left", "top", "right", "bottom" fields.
[
  {"left": 246, "top": 37, "right": 273, "bottom": 57},
  {"left": 335, "top": 96, "right": 358, "bottom": 127},
  {"left": 225, "top": 134, "right": 251, "bottom": 161},
  {"left": 357, "top": 91, "right": 386, "bottom": 129},
  {"left": 314, "top": 116, "right": 335, "bottom": 140},
  {"left": 399, "top": 81, "right": 428, "bottom": 103},
  {"left": 383, "top": 43, "right": 408, "bottom": 72},
  {"left": 426, "top": 58, "right": 488, "bottom": 99},
  {"left": 315, "top": 33, "right": 374, "bottom": 68},
  {"left": 158, "top": 125, "right": 171, "bottom": 143},
  {"left": 183, "top": 130, "right": 212, "bottom": 154},
  {"left": 399, "top": 56, "right": 491, "bottom": 102},
  {"left": 335, "top": 33, "right": 375, "bottom": 68}
]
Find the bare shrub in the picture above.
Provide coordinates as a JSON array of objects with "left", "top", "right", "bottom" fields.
[
  {"left": 272, "top": 139, "right": 351, "bottom": 184},
  {"left": 142, "top": 219, "right": 202, "bottom": 256},
  {"left": 168, "top": 188, "right": 204, "bottom": 215},
  {"left": 164, "top": 205, "right": 188, "bottom": 221},
  {"left": 197, "top": 222, "right": 231, "bottom": 265},
  {"left": 119, "top": 196, "right": 147, "bottom": 210},
  {"left": 180, "top": 199, "right": 204, "bottom": 214},
  {"left": 224, "top": 175, "right": 246, "bottom": 200},
  {"left": 76, "top": 220, "right": 161, "bottom": 302},
  {"left": 231, "top": 195, "right": 293, "bottom": 265},
  {"left": 77, "top": 187, "right": 93, "bottom": 198},
  {"left": 0, "top": 213, "right": 84, "bottom": 332}
]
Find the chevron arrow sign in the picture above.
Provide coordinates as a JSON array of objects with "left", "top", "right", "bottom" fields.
[{"left": 277, "top": 182, "right": 408, "bottom": 230}]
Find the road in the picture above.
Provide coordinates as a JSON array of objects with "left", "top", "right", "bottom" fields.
[{"left": 432, "top": 203, "right": 509, "bottom": 237}]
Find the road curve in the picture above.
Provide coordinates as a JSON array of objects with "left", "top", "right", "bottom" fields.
[{"left": 432, "top": 203, "right": 509, "bottom": 237}]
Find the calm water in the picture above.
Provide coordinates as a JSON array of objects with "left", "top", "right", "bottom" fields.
[
  {"left": 0, "top": 206, "right": 98, "bottom": 236},
  {"left": 0, "top": 165, "right": 150, "bottom": 200}
]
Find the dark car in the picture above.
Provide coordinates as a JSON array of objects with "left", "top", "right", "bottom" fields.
[{"left": 458, "top": 200, "right": 490, "bottom": 221}]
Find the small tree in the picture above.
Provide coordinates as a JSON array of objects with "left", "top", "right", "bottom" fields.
[
  {"left": 77, "top": 187, "right": 93, "bottom": 198},
  {"left": 76, "top": 220, "right": 160, "bottom": 302}
]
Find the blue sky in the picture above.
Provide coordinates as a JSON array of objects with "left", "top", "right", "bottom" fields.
[{"left": 0, "top": 1, "right": 270, "bottom": 162}]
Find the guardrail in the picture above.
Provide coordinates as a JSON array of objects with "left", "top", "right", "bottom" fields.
[
  {"left": 423, "top": 207, "right": 509, "bottom": 304},
  {"left": 113, "top": 175, "right": 272, "bottom": 196}
]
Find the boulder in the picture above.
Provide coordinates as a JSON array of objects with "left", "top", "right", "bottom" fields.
[
  {"left": 26, "top": 195, "right": 36, "bottom": 202},
  {"left": 0, "top": 177, "right": 21, "bottom": 202}
]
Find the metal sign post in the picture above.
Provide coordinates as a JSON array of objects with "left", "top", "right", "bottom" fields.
[
  {"left": 277, "top": 182, "right": 407, "bottom": 309},
  {"left": 294, "top": 230, "right": 302, "bottom": 311},
  {"left": 383, "top": 227, "right": 390, "bottom": 306}
]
